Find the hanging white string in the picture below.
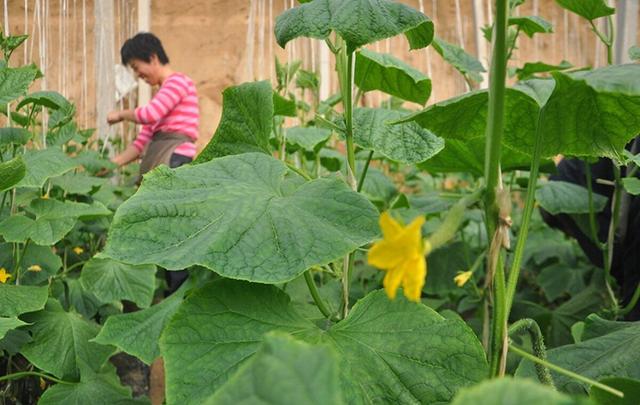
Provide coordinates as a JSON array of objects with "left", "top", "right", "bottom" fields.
[
  {"left": 533, "top": 0, "right": 540, "bottom": 60},
  {"left": 82, "top": 0, "right": 88, "bottom": 126},
  {"left": 3, "top": 0, "right": 8, "bottom": 35},
  {"left": 23, "top": 0, "right": 28, "bottom": 64},
  {"left": 245, "top": 0, "right": 256, "bottom": 81},
  {"left": 3, "top": 0, "right": 9, "bottom": 129},
  {"left": 257, "top": 0, "right": 265, "bottom": 80},
  {"left": 268, "top": 0, "right": 273, "bottom": 82}
]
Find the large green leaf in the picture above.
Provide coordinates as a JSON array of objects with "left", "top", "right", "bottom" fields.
[
  {"left": 105, "top": 153, "right": 378, "bottom": 283},
  {"left": 319, "top": 289, "right": 488, "bottom": 403},
  {"left": 354, "top": 49, "right": 431, "bottom": 105},
  {"left": 92, "top": 288, "right": 184, "bottom": 365},
  {"left": 285, "top": 126, "right": 332, "bottom": 152},
  {"left": 205, "top": 333, "right": 343, "bottom": 405},
  {"left": 80, "top": 256, "right": 156, "bottom": 308},
  {"left": 423, "top": 241, "right": 472, "bottom": 296},
  {"left": 556, "top": 0, "right": 615, "bottom": 20},
  {"left": 590, "top": 377, "right": 640, "bottom": 405},
  {"left": 0, "top": 317, "right": 28, "bottom": 340},
  {"left": 0, "top": 284, "right": 49, "bottom": 317},
  {"left": 517, "top": 319, "right": 640, "bottom": 393},
  {"left": 451, "top": 377, "right": 584, "bottom": 405},
  {"left": 160, "top": 279, "right": 488, "bottom": 404},
  {"left": 536, "top": 263, "right": 587, "bottom": 301},
  {"left": 0, "top": 127, "right": 31, "bottom": 146},
  {"left": 17, "top": 148, "right": 78, "bottom": 188},
  {"left": 536, "top": 181, "right": 608, "bottom": 215},
  {"left": 581, "top": 314, "right": 635, "bottom": 341},
  {"left": 0, "top": 155, "right": 26, "bottom": 192},
  {"left": 621, "top": 177, "right": 640, "bottom": 195},
  {"left": 160, "top": 279, "right": 316, "bottom": 404},
  {"left": 195, "top": 81, "right": 273, "bottom": 163},
  {"left": 272, "top": 92, "right": 297, "bottom": 117},
  {"left": 0, "top": 198, "right": 112, "bottom": 245},
  {"left": 15, "top": 243, "right": 63, "bottom": 285},
  {"left": 509, "top": 16, "right": 553, "bottom": 37},
  {"left": 417, "top": 137, "right": 535, "bottom": 176},
  {"left": 401, "top": 65, "right": 640, "bottom": 160},
  {"left": 0, "top": 65, "right": 38, "bottom": 105},
  {"left": 16, "top": 90, "right": 70, "bottom": 111},
  {"left": 431, "top": 37, "right": 485, "bottom": 84},
  {"left": 352, "top": 108, "right": 444, "bottom": 164},
  {"left": 50, "top": 172, "right": 107, "bottom": 195},
  {"left": 516, "top": 60, "right": 573, "bottom": 81},
  {"left": 275, "top": 0, "right": 434, "bottom": 52},
  {"left": 358, "top": 166, "right": 398, "bottom": 205},
  {"left": 20, "top": 299, "right": 115, "bottom": 380},
  {"left": 38, "top": 362, "right": 149, "bottom": 405}
]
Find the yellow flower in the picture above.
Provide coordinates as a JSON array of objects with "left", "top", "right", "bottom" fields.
[
  {"left": 0, "top": 268, "right": 12, "bottom": 283},
  {"left": 367, "top": 212, "right": 426, "bottom": 302},
  {"left": 454, "top": 271, "right": 473, "bottom": 287},
  {"left": 28, "top": 264, "right": 43, "bottom": 272},
  {"left": 73, "top": 247, "right": 84, "bottom": 255}
]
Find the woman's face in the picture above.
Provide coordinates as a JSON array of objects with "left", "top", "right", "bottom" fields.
[{"left": 129, "top": 55, "right": 160, "bottom": 85}]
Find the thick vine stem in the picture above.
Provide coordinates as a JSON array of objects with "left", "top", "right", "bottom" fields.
[
  {"left": 304, "top": 270, "right": 338, "bottom": 321},
  {"left": 509, "top": 345, "right": 624, "bottom": 399},
  {"left": 0, "top": 371, "right": 72, "bottom": 385},
  {"left": 508, "top": 319, "right": 555, "bottom": 387},
  {"left": 484, "top": 0, "right": 509, "bottom": 378},
  {"left": 504, "top": 108, "right": 545, "bottom": 314},
  {"left": 335, "top": 36, "right": 358, "bottom": 318}
]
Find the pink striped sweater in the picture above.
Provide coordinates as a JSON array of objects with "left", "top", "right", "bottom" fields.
[{"left": 134, "top": 72, "right": 199, "bottom": 158}]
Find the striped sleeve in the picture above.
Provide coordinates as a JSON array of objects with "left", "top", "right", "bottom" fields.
[
  {"left": 132, "top": 124, "right": 154, "bottom": 152},
  {"left": 135, "top": 75, "right": 189, "bottom": 124}
]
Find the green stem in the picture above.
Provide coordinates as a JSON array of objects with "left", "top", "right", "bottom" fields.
[
  {"left": 484, "top": 0, "right": 509, "bottom": 378},
  {"left": 504, "top": 109, "right": 544, "bottom": 314},
  {"left": 585, "top": 165, "right": 604, "bottom": 249},
  {"left": 604, "top": 166, "right": 622, "bottom": 310},
  {"left": 335, "top": 37, "right": 358, "bottom": 318},
  {"left": 14, "top": 239, "right": 31, "bottom": 285},
  {"left": 0, "top": 371, "right": 72, "bottom": 385},
  {"left": 304, "top": 270, "right": 337, "bottom": 321},
  {"left": 490, "top": 255, "right": 507, "bottom": 376},
  {"left": 508, "top": 319, "right": 554, "bottom": 386},
  {"left": 336, "top": 39, "right": 356, "bottom": 189},
  {"left": 342, "top": 252, "right": 355, "bottom": 319},
  {"left": 285, "top": 162, "right": 312, "bottom": 181},
  {"left": 357, "top": 150, "right": 374, "bottom": 193},
  {"left": 619, "top": 281, "right": 640, "bottom": 316},
  {"left": 509, "top": 344, "right": 624, "bottom": 399}
]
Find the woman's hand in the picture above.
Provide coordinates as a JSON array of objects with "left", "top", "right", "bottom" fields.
[{"left": 107, "top": 111, "right": 122, "bottom": 125}]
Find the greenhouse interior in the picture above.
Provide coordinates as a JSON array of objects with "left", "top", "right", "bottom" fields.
[{"left": 1, "top": 0, "right": 640, "bottom": 404}]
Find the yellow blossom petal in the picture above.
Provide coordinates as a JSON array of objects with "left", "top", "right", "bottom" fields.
[
  {"left": 0, "top": 268, "right": 12, "bottom": 283},
  {"left": 454, "top": 271, "right": 473, "bottom": 287},
  {"left": 28, "top": 264, "right": 43, "bottom": 272},
  {"left": 368, "top": 213, "right": 427, "bottom": 302},
  {"left": 402, "top": 255, "right": 427, "bottom": 302},
  {"left": 73, "top": 247, "right": 84, "bottom": 255},
  {"left": 379, "top": 212, "right": 403, "bottom": 238},
  {"left": 382, "top": 263, "right": 405, "bottom": 300}
]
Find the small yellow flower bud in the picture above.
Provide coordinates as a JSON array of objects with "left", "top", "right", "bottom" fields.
[
  {"left": 454, "top": 271, "right": 473, "bottom": 287},
  {"left": 73, "top": 247, "right": 84, "bottom": 255},
  {"left": 28, "top": 264, "right": 43, "bottom": 272}
]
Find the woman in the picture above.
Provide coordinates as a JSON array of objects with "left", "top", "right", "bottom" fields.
[
  {"left": 108, "top": 32, "right": 198, "bottom": 296},
  {"left": 107, "top": 32, "right": 199, "bottom": 177}
]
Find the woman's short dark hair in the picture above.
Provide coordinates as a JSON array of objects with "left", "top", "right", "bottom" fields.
[{"left": 121, "top": 32, "right": 169, "bottom": 66}]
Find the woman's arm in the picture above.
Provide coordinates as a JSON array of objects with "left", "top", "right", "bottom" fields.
[
  {"left": 107, "top": 109, "right": 137, "bottom": 125},
  {"left": 111, "top": 143, "right": 141, "bottom": 167}
]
